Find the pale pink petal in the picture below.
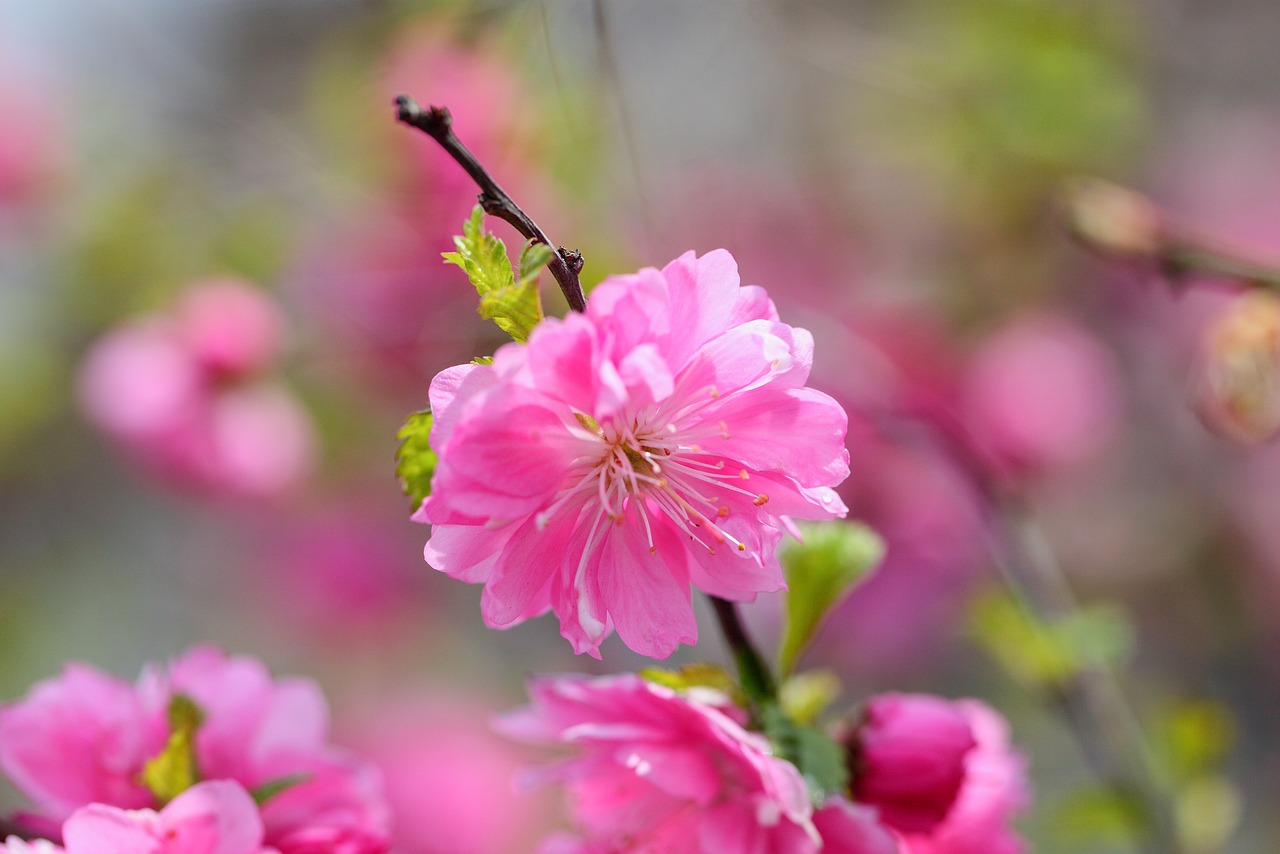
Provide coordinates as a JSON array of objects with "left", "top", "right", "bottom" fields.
[
  {"left": 155, "top": 781, "right": 265, "bottom": 854},
  {"left": 597, "top": 521, "right": 697, "bottom": 659},
  {"left": 62, "top": 805, "right": 162, "bottom": 854}
]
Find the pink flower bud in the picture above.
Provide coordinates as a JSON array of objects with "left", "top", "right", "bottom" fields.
[{"left": 849, "top": 693, "right": 977, "bottom": 835}]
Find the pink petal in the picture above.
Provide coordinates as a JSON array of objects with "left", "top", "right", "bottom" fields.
[
  {"left": 156, "top": 780, "right": 265, "bottom": 854},
  {"left": 597, "top": 521, "right": 697, "bottom": 660},
  {"left": 62, "top": 805, "right": 162, "bottom": 854}
]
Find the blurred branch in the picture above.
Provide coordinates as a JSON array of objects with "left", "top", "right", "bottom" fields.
[
  {"left": 893, "top": 410, "right": 1185, "bottom": 854},
  {"left": 394, "top": 95, "right": 588, "bottom": 313},
  {"left": 1066, "top": 178, "right": 1280, "bottom": 293}
]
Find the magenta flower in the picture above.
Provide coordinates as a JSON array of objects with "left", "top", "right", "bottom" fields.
[
  {"left": 498, "top": 673, "right": 820, "bottom": 853},
  {"left": 898, "top": 701, "right": 1029, "bottom": 854},
  {"left": 848, "top": 694, "right": 977, "bottom": 836},
  {"left": 417, "top": 250, "right": 849, "bottom": 657},
  {"left": 60, "top": 780, "right": 266, "bottom": 854},
  {"left": 0, "top": 647, "right": 389, "bottom": 853}
]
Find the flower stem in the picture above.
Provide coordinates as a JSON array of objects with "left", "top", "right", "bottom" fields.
[
  {"left": 393, "top": 95, "right": 588, "bottom": 314},
  {"left": 709, "top": 595, "right": 777, "bottom": 705}
]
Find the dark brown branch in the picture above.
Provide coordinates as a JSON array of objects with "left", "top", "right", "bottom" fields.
[
  {"left": 394, "top": 95, "right": 587, "bottom": 313},
  {"left": 709, "top": 595, "right": 777, "bottom": 705}
]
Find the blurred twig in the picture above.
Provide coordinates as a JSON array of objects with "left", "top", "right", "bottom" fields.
[
  {"left": 394, "top": 95, "right": 588, "bottom": 313},
  {"left": 888, "top": 410, "right": 1185, "bottom": 854},
  {"left": 1066, "top": 178, "right": 1280, "bottom": 294}
]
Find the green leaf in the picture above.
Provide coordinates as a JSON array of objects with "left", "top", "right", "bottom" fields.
[
  {"left": 518, "top": 241, "right": 554, "bottom": 287},
  {"left": 442, "top": 206, "right": 544, "bottom": 342},
  {"left": 1043, "top": 785, "right": 1147, "bottom": 847},
  {"left": 779, "top": 670, "right": 841, "bottom": 726},
  {"left": 1153, "top": 701, "right": 1235, "bottom": 783},
  {"left": 640, "top": 663, "right": 739, "bottom": 699},
  {"left": 777, "top": 522, "right": 885, "bottom": 675},
  {"left": 395, "top": 410, "right": 437, "bottom": 510},
  {"left": 968, "top": 590, "right": 1132, "bottom": 687},
  {"left": 759, "top": 703, "right": 848, "bottom": 806},
  {"left": 141, "top": 694, "right": 205, "bottom": 804},
  {"left": 251, "top": 773, "right": 311, "bottom": 806}
]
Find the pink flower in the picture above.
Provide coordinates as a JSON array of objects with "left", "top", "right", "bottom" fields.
[
  {"left": 0, "top": 647, "right": 389, "bottom": 852},
  {"left": 961, "top": 314, "right": 1121, "bottom": 477},
  {"left": 418, "top": 250, "right": 849, "bottom": 658},
  {"left": 848, "top": 694, "right": 977, "bottom": 836},
  {"left": 898, "top": 702, "right": 1029, "bottom": 854},
  {"left": 498, "top": 673, "right": 819, "bottom": 853},
  {"left": 77, "top": 280, "right": 315, "bottom": 499},
  {"left": 60, "top": 780, "right": 266, "bottom": 854}
]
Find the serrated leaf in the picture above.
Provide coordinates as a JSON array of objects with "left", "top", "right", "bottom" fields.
[
  {"left": 471, "top": 355, "right": 494, "bottom": 366},
  {"left": 395, "top": 410, "right": 437, "bottom": 510},
  {"left": 141, "top": 694, "right": 205, "bottom": 804},
  {"left": 778, "top": 522, "right": 885, "bottom": 676},
  {"left": 759, "top": 703, "right": 848, "bottom": 806},
  {"left": 518, "top": 241, "right": 554, "bottom": 287},
  {"left": 442, "top": 206, "right": 544, "bottom": 342},
  {"left": 251, "top": 773, "right": 310, "bottom": 806}
]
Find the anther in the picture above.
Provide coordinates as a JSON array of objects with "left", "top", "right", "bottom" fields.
[
  {"left": 718, "top": 420, "right": 729, "bottom": 438},
  {"left": 717, "top": 506, "right": 730, "bottom": 518},
  {"left": 753, "top": 494, "right": 769, "bottom": 506},
  {"left": 739, "top": 469, "right": 750, "bottom": 480}
]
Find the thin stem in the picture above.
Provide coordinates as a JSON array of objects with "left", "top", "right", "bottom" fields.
[
  {"left": 709, "top": 595, "right": 777, "bottom": 705},
  {"left": 394, "top": 95, "right": 588, "bottom": 313}
]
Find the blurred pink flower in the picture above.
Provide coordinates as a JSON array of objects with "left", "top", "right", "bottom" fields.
[
  {"left": 848, "top": 694, "right": 976, "bottom": 836},
  {"left": 0, "top": 647, "right": 389, "bottom": 853},
  {"left": 897, "top": 702, "right": 1029, "bottom": 854},
  {"left": 498, "top": 673, "right": 819, "bottom": 853},
  {"left": 0, "top": 75, "right": 62, "bottom": 207},
  {"left": 418, "top": 250, "right": 849, "bottom": 658},
  {"left": 342, "top": 694, "right": 552, "bottom": 854},
  {"left": 78, "top": 279, "right": 316, "bottom": 499},
  {"left": 60, "top": 780, "right": 265, "bottom": 854},
  {"left": 961, "top": 314, "right": 1121, "bottom": 477}
]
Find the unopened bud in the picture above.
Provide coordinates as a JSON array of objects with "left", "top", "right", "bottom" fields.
[
  {"left": 1065, "top": 178, "right": 1163, "bottom": 259},
  {"left": 1195, "top": 292, "right": 1280, "bottom": 443}
]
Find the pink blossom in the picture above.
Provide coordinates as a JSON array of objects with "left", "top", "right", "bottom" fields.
[
  {"left": 961, "top": 314, "right": 1121, "bottom": 477},
  {"left": 60, "top": 780, "right": 266, "bottom": 854},
  {"left": 418, "top": 250, "right": 849, "bottom": 658},
  {"left": 848, "top": 694, "right": 977, "bottom": 836},
  {"left": 78, "top": 280, "right": 315, "bottom": 499},
  {"left": 498, "top": 673, "right": 820, "bottom": 853},
  {"left": 898, "top": 702, "right": 1029, "bottom": 854},
  {"left": 0, "top": 647, "right": 389, "bottom": 852}
]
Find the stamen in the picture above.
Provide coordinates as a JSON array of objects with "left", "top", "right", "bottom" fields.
[{"left": 753, "top": 494, "right": 769, "bottom": 506}]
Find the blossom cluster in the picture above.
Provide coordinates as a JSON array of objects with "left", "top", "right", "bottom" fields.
[
  {"left": 78, "top": 279, "right": 315, "bottom": 499},
  {"left": 0, "top": 647, "right": 389, "bottom": 853},
  {"left": 501, "top": 674, "right": 1027, "bottom": 854}
]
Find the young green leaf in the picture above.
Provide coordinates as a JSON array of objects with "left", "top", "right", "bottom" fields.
[
  {"left": 639, "top": 662, "right": 739, "bottom": 699},
  {"left": 759, "top": 703, "right": 849, "bottom": 806},
  {"left": 518, "top": 241, "right": 554, "bottom": 287},
  {"left": 968, "top": 590, "right": 1132, "bottom": 688},
  {"left": 777, "top": 522, "right": 885, "bottom": 676},
  {"left": 442, "top": 206, "right": 545, "bottom": 342},
  {"left": 251, "top": 773, "right": 311, "bottom": 806},
  {"left": 395, "top": 410, "right": 437, "bottom": 510},
  {"left": 141, "top": 694, "right": 205, "bottom": 804}
]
